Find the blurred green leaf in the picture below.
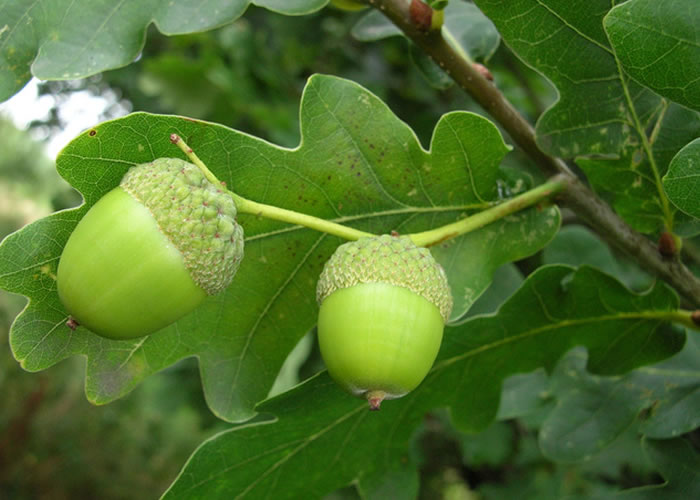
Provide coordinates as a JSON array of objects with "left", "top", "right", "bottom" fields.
[
  {"left": 543, "top": 225, "right": 620, "bottom": 276},
  {"left": 0, "top": 0, "right": 328, "bottom": 103},
  {"left": 162, "top": 265, "right": 684, "bottom": 498},
  {"left": 540, "top": 333, "right": 699, "bottom": 463},
  {"left": 663, "top": 138, "right": 700, "bottom": 219},
  {"left": 592, "top": 438, "right": 700, "bottom": 499},
  {"left": 0, "top": 75, "right": 559, "bottom": 423},
  {"left": 352, "top": 1, "right": 499, "bottom": 89},
  {"left": 605, "top": 0, "right": 700, "bottom": 112}
]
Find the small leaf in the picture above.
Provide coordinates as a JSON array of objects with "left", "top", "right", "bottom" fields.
[
  {"left": 663, "top": 138, "right": 700, "bottom": 219},
  {"left": 162, "top": 266, "right": 684, "bottom": 498},
  {"left": 605, "top": 0, "right": 700, "bottom": 112}
]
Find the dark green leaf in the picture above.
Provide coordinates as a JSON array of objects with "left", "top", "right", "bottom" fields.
[
  {"left": 598, "top": 438, "right": 700, "bottom": 499},
  {"left": 0, "top": 75, "right": 558, "bottom": 422},
  {"left": 540, "top": 334, "right": 699, "bottom": 463},
  {"left": 471, "top": 1, "right": 700, "bottom": 235},
  {"left": 663, "top": 138, "right": 700, "bottom": 219},
  {"left": 162, "top": 265, "right": 684, "bottom": 498},
  {"left": 543, "top": 225, "right": 620, "bottom": 276},
  {"left": 605, "top": 0, "right": 700, "bottom": 112},
  {"left": 576, "top": 103, "right": 700, "bottom": 234},
  {"left": 472, "top": 0, "right": 659, "bottom": 157}
]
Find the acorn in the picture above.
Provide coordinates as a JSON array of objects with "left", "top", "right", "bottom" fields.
[
  {"left": 57, "top": 157, "right": 244, "bottom": 340},
  {"left": 316, "top": 234, "right": 453, "bottom": 410}
]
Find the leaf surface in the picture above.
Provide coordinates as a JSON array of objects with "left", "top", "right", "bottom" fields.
[
  {"left": 472, "top": 1, "right": 700, "bottom": 234},
  {"left": 0, "top": 75, "right": 558, "bottom": 422},
  {"left": 663, "top": 137, "right": 700, "bottom": 219},
  {"left": 540, "top": 333, "right": 700, "bottom": 463},
  {"left": 162, "top": 265, "right": 684, "bottom": 498},
  {"left": 605, "top": 0, "right": 700, "bottom": 112}
]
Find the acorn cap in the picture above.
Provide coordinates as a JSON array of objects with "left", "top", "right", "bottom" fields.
[
  {"left": 316, "top": 235, "right": 453, "bottom": 322},
  {"left": 120, "top": 158, "right": 244, "bottom": 295}
]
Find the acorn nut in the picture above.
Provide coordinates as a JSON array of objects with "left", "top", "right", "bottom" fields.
[
  {"left": 316, "top": 234, "right": 453, "bottom": 410},
  {"left": 57, "top": 158, "right": 244, "bottom": 340}
]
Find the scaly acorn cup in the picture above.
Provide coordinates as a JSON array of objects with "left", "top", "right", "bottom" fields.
[
  {"left": 57, "top": 157, "right": 244, "bottom": 340},
  {"left": 316, "top": 234, "right": 453, "bottom": 410}
]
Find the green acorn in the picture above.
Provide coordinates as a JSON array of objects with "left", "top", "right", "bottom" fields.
[
  {"left": 316, "top": 234, "right": 453, "bottom": 410},
  {"left": 57, "top": 157, "right": 244, "bottom": 340}
]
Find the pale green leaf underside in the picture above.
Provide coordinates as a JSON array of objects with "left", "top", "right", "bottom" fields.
[
  {"left": 162, "top": 265, "right": 683, "bottom": 499},
  {"left": 663, "top": 137, "right": 700, "bottom": 219},
  {"left": 0, "top": 75, "right": 558, "bottom": 422},
  {"left": 605, "top": 0, "right": 700, "bottom": 113},
  {"left": 0, "top": 0, "right": 326, "bottom": 103}
]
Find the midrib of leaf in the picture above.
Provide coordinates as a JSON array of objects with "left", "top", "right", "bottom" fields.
[
  {"left": 612, "top": 55, "right": 675, "bottom": 230},
  {"left": 180, "top": 307, "right": 679, "bottom": 495},
  {"left": 177, "top": 404, "right": 368, "bottom": 498},
  {"left": 0, "top": 0, "right": 37, "bottom": 53},
  {"left": 59, "top": 0, "right": 129, "bottom": 72},
  {"left": 433, "top": 311, "right": 671, "bottom": 372}
]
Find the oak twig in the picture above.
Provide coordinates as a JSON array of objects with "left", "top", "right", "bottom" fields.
[{"left": 368, "top": 0, "right": 700, "bottom": 307}]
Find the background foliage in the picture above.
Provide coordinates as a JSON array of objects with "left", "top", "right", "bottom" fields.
[{"left": 1, "top": 1, "right": 698, "bottom": 499}]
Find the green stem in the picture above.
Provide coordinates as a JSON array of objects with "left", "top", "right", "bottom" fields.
[
  {"left": 613, "top": 60, "right": 674, "bottom": 232},
  {"left": 171, "top": 135, "right": 567, "bottom": 246},
  {"left": 409, "top": 176, "right": 568, "bottom": 247},
  {"left": 231, "top": 194, "right": 374, "bottom": 241},
  {"left": 632, "top": 309, "right": 700, "bottom": 331},
  {"left": 170, "top": 134, "right": 224, "bottom": 188}
]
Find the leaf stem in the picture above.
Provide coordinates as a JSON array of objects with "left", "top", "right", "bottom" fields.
[
  {"left": 612, "top": 59, "right": 674, "bottom": 232},
  {"left": 231, "top": 194, "right": 375, "bottom": 241},
  {"left": 409, "top": 176, "right": 568, "bottom": 247},
  {"left": 646, "top": 309, "right": 700, "bottom": 331},
  {"left": 170, "top": 134, "right": 224, "bottom": 188}
]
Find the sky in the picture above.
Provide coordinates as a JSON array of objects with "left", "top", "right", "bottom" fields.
[{"left": 0, "top": 78, "right": 129, "bottom": 159}]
